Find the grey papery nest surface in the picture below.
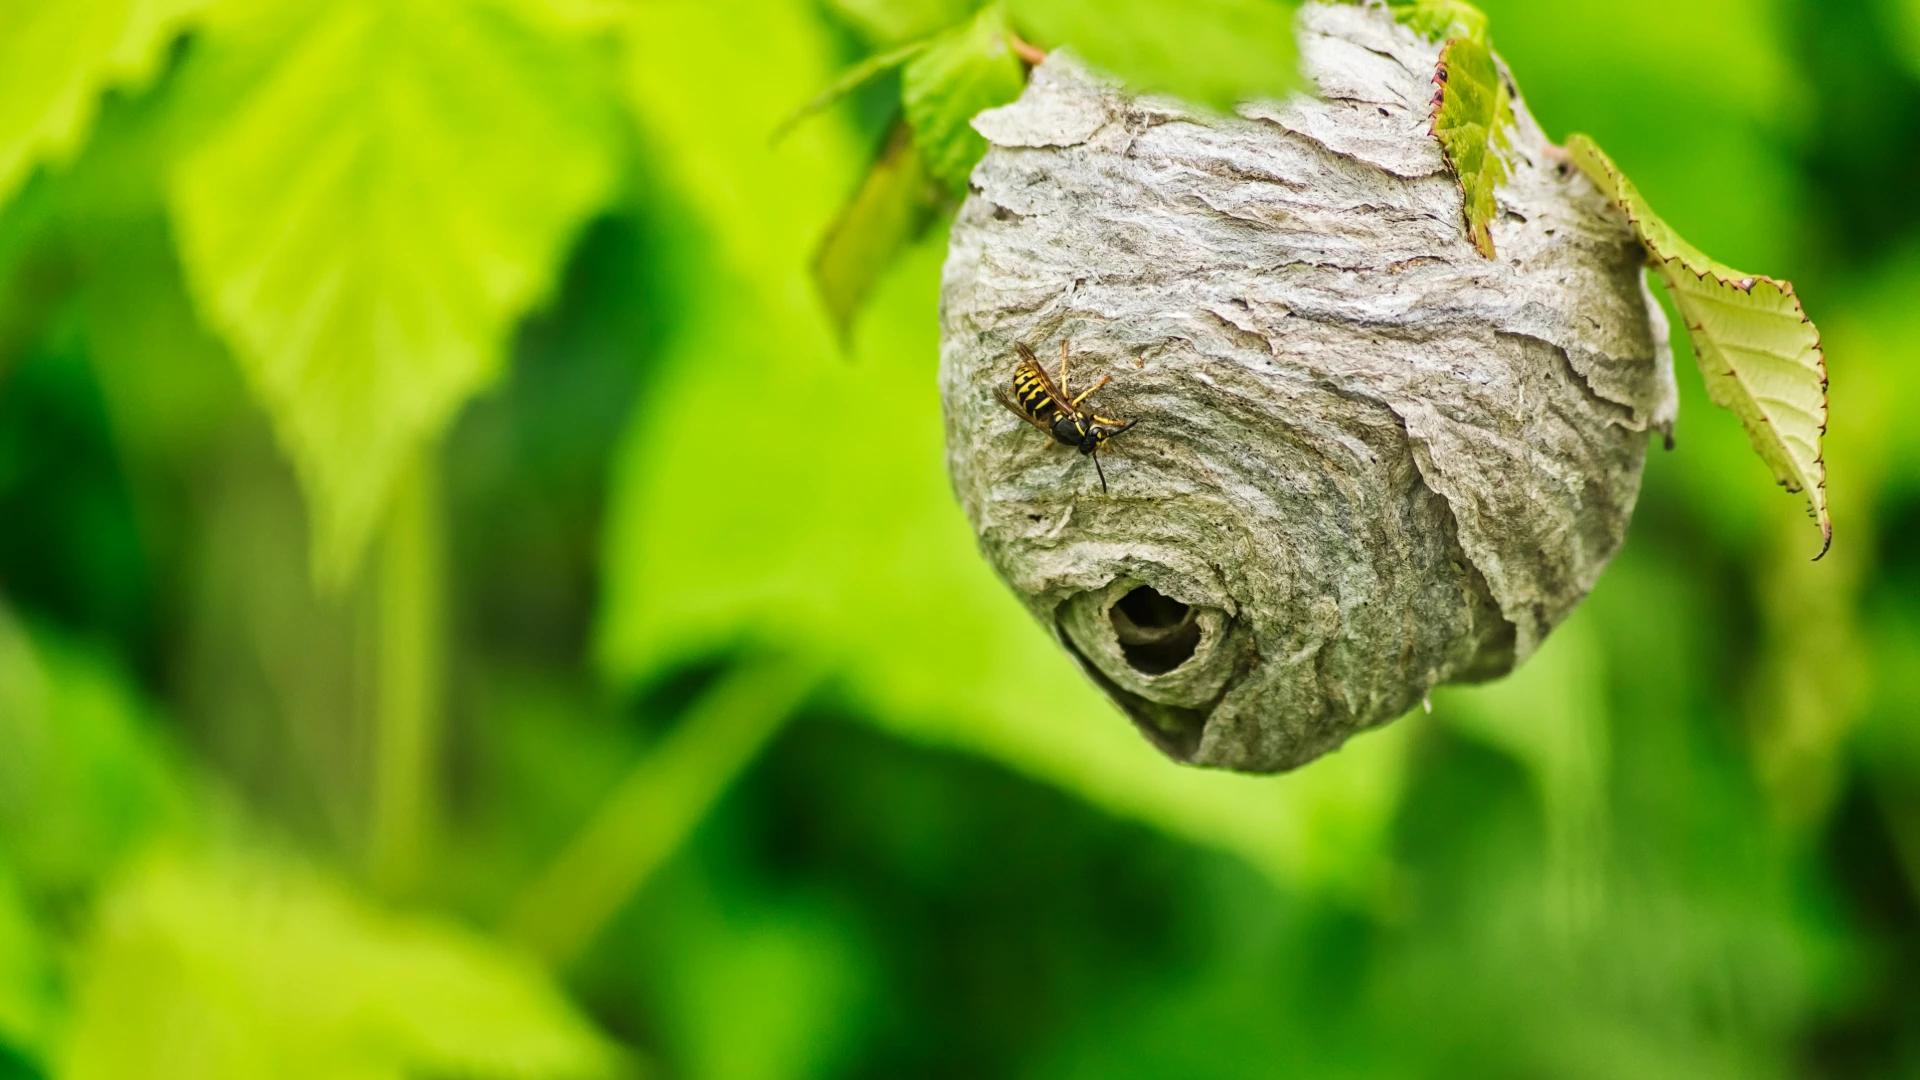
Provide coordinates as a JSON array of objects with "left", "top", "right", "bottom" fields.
[{"left": 937, "top": 1, "right": 1677, "bottom": 772}]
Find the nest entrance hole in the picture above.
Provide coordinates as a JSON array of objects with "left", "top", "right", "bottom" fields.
[{"left": 1110, "top": 586, "right": 1202, "bottom": 675}]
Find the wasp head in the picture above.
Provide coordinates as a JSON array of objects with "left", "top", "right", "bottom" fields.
[{"left": 1079, "top": 417, "right": 1137, "bottom": 455}]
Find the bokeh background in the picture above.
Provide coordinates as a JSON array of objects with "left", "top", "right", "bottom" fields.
[{"left": 2, "top": 0, "right": 1918, "bottom": 1076}]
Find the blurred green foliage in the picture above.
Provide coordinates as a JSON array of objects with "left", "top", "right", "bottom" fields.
[
  {"left": 1005, "top": 0, "right": 1300, "bottom": 108},
  {"left": 901, "top": 3, "right": 1023, "bottom": 188},
  {"left": 0, "top": 0, "right": 1916, "bottom": 1077}
]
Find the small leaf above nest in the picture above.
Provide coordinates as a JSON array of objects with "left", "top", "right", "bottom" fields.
[
  {"left": 1569, "top": 134, "right": 1830, "bottom": 558},
  {"left": 1428, "top": 33, "right": 1510, "bottom": 258},
  {"left": 902, "top": 2, "right": 1027, "bottom": 188},
  {"left": 813, "top": 124, "right": 946, "bottom": 340}
]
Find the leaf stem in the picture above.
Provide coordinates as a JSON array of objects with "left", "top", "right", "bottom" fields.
[
  {"left": 367, "top": 455, "right": 445, "bottom": 896},
  {"left": 505, "top": 656, "right": 818, "bottom": 966},
  {"left": 1007, "top": 29, "right": 1046, "bottom": 67},
  {"left": 772, "top": 38, "right": 930, "bottom": 143}
]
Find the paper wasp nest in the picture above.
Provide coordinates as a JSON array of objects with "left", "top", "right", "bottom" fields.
[{"left": 938, "top": 2, "right": 1676, "bottom": 772}]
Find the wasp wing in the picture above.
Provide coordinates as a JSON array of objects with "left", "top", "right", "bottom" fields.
[
  {"left": 1012, "top": 343, "right": 1072, "bottom": 413},
  {"left": 995, "top": 384, "right": 1058, "bottom": 436}
]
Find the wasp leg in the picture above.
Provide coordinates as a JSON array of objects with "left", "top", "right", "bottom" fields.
[
  {"left": 1057, "top": 339, "right": 1071, "bottom": 400},
  {"left": 1068, "top": 375, "right": 1111, "bottom": 409}
]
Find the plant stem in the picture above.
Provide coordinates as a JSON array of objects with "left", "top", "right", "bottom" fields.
[
  {"left": 367, "top": 455, "right": 444, "bottom": 896},
  {"left": 506, "top": 656, "right": 817, "bottom": 966}
]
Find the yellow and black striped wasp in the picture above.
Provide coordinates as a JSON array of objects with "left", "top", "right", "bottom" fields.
[{"left": 996, "top": 340, "right": 1138, "bottom": 493}]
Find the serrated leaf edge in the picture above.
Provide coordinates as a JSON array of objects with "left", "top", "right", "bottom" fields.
[
  {"left": 1427, "top": 35, "right": 1510, "bottom": 259},
  {"left": 1567, "top": 133, "right": 1831, "bottom": 559}
]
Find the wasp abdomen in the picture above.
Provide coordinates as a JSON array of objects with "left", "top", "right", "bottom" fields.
[{"left": 1013, "top": 374, "right": 1058, "bottom": 417}]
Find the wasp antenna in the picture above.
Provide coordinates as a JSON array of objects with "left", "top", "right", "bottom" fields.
[{"left": 1093, "top": 450, "right": 1109, "bottom": 494}]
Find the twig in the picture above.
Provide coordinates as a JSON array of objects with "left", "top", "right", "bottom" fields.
[
  {"left": 367, "top": 455, "right": 444, "bottom": 896},
  {"left": 505, "top": 655, "right": 819, "bottom": 965},
  {"left": 1007, "top": 29, "right": 1047, "bottom": 67}
]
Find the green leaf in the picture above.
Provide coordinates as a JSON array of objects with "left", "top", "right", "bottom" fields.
[
  {"left": 902, "top": 2, "right": 1026, "bottom": 188},
  {"left": 0, "top": 0, "right": 202, "bottom": 213},
  {"left": 618, "top": 0, "right": 863, "bottom": 309},
  {"left": 1006, "top": 0, "right": 1299, "bottom": 110},
  {"left": 1393, "top": 1, "right": 1509, "bottom": 259},
  {"left": 62, "top": 851, "right": 622, "bottom": 1080},
  {"left": 1387, "top": 0, "right": 1487, "bottom": 43},
  {"left": 1568, "top": 133, "right": 1831, "bottom": 557},
  {"left": 813, "top": 124, "right": 944, "bottom": 339},
  {"left": 1429, "top": 33, "right": 1510, "bottom": 259},
  {"left": 168, "top": 0, "right": 620, "bottom": 584},
  {"left": 798, "top": 0, "right": 1018, "bottom": 335}
]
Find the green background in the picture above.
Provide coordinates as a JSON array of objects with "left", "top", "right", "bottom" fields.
[{"left": 1, "top": 0, "right": 1917, "bottom": 1076}]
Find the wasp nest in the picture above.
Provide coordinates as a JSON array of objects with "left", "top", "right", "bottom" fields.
[{"left": 938, "top": 1, "right": 1676, "bottom": 772}]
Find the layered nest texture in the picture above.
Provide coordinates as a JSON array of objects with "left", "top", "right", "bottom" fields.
[{"left": 937, "top": 2, "right": 1676, "bottom": 772}]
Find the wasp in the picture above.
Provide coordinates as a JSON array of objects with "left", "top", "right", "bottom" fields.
[{"left": 996, "top": 340, "right": 1138, "bottom": 493}]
